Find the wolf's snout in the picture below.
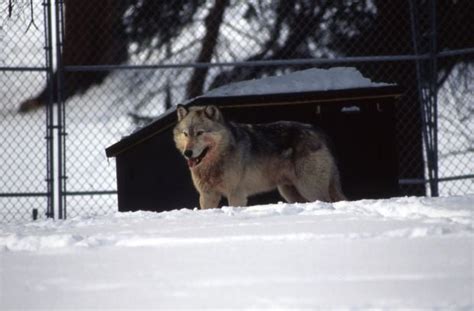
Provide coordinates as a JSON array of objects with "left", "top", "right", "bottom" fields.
[{"left": 184, "top": 149, "right": 193, "bottom": 158}]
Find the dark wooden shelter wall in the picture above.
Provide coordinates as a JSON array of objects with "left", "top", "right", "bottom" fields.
[{"left": 117, "top": 129, "right": 198, "bottom": 212}]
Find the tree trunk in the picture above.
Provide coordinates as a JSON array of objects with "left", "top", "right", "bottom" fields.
[
  {"left": 185, "top": 0, "right": 229, "bottom": 99},
  {"left": 19, "top": 0, "right": 128, "bottom": 112}
]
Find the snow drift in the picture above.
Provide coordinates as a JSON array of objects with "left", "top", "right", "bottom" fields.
[{"left": 1, "top": 195, "right": 472, "bottom": 309}]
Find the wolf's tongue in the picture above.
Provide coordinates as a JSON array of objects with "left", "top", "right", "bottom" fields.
[
  {"left": 187, "top": 158, "right": 198, "bottom": 167},
  {"left": 186, "top": 147, "right": 209, "bottom": 168}
]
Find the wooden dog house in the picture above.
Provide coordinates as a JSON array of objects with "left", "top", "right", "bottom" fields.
[{"left": 106, "top": 68, "right": 403, "bottom": 212}]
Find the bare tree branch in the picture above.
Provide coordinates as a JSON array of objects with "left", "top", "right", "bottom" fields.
[
  {"left": 25, "top": 0, "right": 38, "bottom": 32},
  {"left": 186, "top": 0, "right": 229, "bottom": 98}
]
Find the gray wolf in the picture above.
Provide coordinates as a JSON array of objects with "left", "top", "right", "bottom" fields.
[{"left": 173, "top": 105, "right": 346, "bottom": 209}]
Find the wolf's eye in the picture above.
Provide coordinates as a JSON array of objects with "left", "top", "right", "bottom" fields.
[
  {"left": 182, "top": 131, "right": 189, "bottom": 137},
  {"left": 196, "top": 130, "right": 205, "bottom": 136}
]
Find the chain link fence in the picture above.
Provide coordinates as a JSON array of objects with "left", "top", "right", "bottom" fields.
[
  {"left": 1, "top": 0, "right": 473, "bottom": 222},
  {"left": 0, "top": 0, "right": 52, "bottom": 222}
]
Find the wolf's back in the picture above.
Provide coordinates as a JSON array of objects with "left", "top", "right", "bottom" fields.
[{"left": 228, "top": 121, "right": 327, "bottom": 158}]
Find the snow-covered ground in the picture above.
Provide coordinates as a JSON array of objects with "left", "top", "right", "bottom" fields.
[{"left": 1, "top": 195, "right": 473, "bottom": 309}]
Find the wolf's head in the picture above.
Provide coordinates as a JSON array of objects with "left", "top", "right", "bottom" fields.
[{"left": 173, "top": 105, "right": 227, "bottom": 169}]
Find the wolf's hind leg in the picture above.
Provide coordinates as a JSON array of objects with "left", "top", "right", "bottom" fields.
[
  {"left": 293, "top": 150, "right": 333, "bottom": 202},
  {"left": 277, "top": 185, "right": 307, "bottom": 203},
  {"left": 294, "top": 180, "right": 331, "bottom": 203},
  {"left": 329, "top": 173, "right": 347, "bottom": 202},
  {"left": 293, "top": 165, "right": 331, "bottom": 202}
]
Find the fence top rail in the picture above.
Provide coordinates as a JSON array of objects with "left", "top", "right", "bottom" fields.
[
  {"left": 2, "top": 48, "right": 471, "bottom": 73},
  {"left": 61, "top": 47, "right": 474, "bottom": 72}
]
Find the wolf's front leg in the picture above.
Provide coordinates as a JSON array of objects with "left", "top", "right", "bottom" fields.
[
  {"left": 199, "top": 192, "right": 221, "bottom": 209},
  {"left": 227, "top": 192, "right": 248, "bottom": 207}
]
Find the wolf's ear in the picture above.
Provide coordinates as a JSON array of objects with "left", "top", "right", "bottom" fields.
[
  {"left": 176, "top": 104, "right": 188, "bottom": 121},
  {"left": 204, "top": 105, "right": 223, "bottom": 122}
]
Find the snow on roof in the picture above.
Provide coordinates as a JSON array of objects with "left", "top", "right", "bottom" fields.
[{"left": 204, "top": 67, "right": 390, "bottom": 97}]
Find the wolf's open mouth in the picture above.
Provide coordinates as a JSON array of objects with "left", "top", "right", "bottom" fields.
[{"left": 187, "top": 147, "right": 210, "bottom": 168}]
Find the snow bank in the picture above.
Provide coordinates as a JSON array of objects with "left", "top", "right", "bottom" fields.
[
  {"left": 204, "top": 67, "right": 391, "bottom": 97},
  {"left": 1, "top": 196, "right": 471, "bottom": 252},
  {"left": 1, "top": 195, "right": 472, "bottom": 309}
]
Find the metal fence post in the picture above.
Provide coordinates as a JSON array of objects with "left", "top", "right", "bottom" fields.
[
  {"left": 408, "top": 0, "right": 441, "bottom": 196},
  {"left": 54, "top": 0, "right": 67, "bottom": 219},
  {"left": 43, "top": 0, "right": 55, "bottom": 218},
  {"left": 428, "top": 0, "right": 439, "bottom": 196}
]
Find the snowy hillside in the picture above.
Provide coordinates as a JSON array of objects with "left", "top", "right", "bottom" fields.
[{"left": 1, "top": 195, "right": 472, "bottom": 309}]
